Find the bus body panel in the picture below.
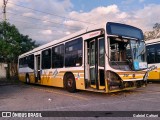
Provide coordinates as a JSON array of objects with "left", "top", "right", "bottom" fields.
[
  {"left": 117, "top": 71, "right": 145, "bottom": 81},
  {"left": 19, "top": 67, "right": 35, "bottom": 83},
  {"left": 38, "top": 68, "right": 85, "bottom": 89},
  {"left": 19, "top": 73, "right": 26, "bottom": 82},
  {"left": 29, "top": 73, "right": 35, "bottom": 83},
  {"left": 148, "top": 64, "right": 160, "bottom": 80}
]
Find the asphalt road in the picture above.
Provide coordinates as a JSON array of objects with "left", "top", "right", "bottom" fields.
[{"left": 0, "top": 82, "right": 160, "bottom": 120}]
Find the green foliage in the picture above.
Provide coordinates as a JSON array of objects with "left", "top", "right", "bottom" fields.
[
  {"left": 0, "top": 21, "right": 38, "bottom": 63},
  {"left": 0, "top": 21, "right": 38, "bottom": 79}
]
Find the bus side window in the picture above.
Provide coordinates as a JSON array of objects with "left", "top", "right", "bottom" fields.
[
  {"left": 27, "top": 55, "right": 34, "bottom": 69},
  {"left": 148, "top": 46, "right": 155, "bottom": 64},
  {"left": 147, "top": 47, "right": 150, "bottom": 64},
  {"left": 156, "top": 51, "right": 160, "bottom": 63},
  {"left": 52, "top": 44, "right": 64, "bottom": 68},
  {"left": 42, "top": 49, "right": 51, "bottom": 69},
  {"left": 65, "top": 38, "right": 82, "bottom": 67},
  {"left": 156, "top": 44, "right": 160, "bottom": 63},
  {"left": 19, "top": 58, "right": 23, "bottom": 68}
]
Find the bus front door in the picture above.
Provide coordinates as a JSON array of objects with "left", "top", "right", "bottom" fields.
[
  {"left": 85, "top": 37, "right": 105, "bottom": 90},
  {"left": 89, "top": 40, "right": 97, "bottom": 89},
  {"left": 35, "top": 55, "right": 41, "bottom": 83}
]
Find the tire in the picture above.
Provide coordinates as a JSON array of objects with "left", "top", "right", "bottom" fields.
[
  {"left": 64, "top": 73, "right": 76, "bottom": 93},
  {"left": 26, "top": 75, "right": 30, "bottom": 84}
]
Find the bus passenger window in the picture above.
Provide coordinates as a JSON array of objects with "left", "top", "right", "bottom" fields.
[
  {"left": 65, "top": 38, "right": 82, "bottom": 67},
  {"left": 27, "top": 55, "right": 34, "bottom": 69},
  {"left": 147, "top": 47, "right": 155, "bottom": 64},
  {"left": 19, "top": 58, "right": 23, "bottom": 68},
  {"left": 42, "top": 49, "right": 51, "bottom": 69},
  {"left": 52, "top": 44, "right": 64, "bottom": 68},
  {"left": 156, "top": 50, "right": 160, "bottom": 63}
]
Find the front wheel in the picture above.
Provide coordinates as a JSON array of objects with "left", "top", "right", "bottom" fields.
[{"left": 64, "top": 73, "right": 76, "bottom": 93}]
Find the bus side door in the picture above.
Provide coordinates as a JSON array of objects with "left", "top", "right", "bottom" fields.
[{"left": 35, "top": 55, "right": 41, "bottom": 82}]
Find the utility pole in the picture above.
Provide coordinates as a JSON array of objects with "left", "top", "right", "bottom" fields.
[
  {"left": 3, "top": 0, "right": 8, "bottom": 21},
  {"left": 3, "top": 0, "right": 10, "bottom": 79}
]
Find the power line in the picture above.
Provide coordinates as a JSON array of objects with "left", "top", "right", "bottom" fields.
[
  {"left": 8, "top": 19, "right": 75, "bottom": 35},
  {"left": 1, "top": 16, "right": 74, "bottom": 35},
  {"left": 11, "top": 24, "right": 57, "bottom": 31},
  {"left": 8, "top": 17, "right": 74, "bottom": 31},
  {"left": 7, "top": 11, "right": 83, "bottom": 30},
  {"left": 10, "top": 20, "right": 58, "bottom": 29},
  {"left": 1, "top": 16, "right": 75, "bottom": 35},
  {"left": 7, "top": 11, "right": 80, "bottom": 29},
  {"left": 7, "top": 1, "right": 96, "bottom": 25},
  {"left": 11, "top": 23, "right": 67, "bottom": 32}
]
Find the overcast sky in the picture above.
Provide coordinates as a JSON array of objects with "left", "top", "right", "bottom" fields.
[{"left": 0, "top": 0, "right": 160, "bottom": 45}]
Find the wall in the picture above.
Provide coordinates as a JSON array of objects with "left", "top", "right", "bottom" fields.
[{"left": 0, "top": 63, "right": 6, "bottom": 78}]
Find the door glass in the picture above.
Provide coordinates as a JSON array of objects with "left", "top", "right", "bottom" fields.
[
  {"left": 90, "top": 41, "right": 95, "bottom": 66},
  {"left": 35, "top": 55, "right": 41, "bottom": 81},
  {"left": 37, "top": 56, "right": 40, "bottom": 70},
  {"left": 99, "top": 38, "right": 105, "bottom": 87},
  {"left": 89, "top": 40, "right": 96, "bottom": 85},
  {"left": 99, "top": 38, "right": 105, "bottom": 66},
  {"left": 90, "top": 68, "right": 96, "bottom": 85}
]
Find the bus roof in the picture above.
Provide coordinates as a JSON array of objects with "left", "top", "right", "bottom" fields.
[{"left": 145, "top": 38, "right": 160, "bottom": 45}]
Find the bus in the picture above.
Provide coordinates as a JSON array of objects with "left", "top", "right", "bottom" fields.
[
  {"left": 146, "top": 38, "right": 160, "bottom": 81},
  {"left": 18, "top": 22, "right": 148, "bottom": 93}
]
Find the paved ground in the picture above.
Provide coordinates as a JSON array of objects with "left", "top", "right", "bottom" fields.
[{"left": 0, "top": 82, "right": 160, "bottom": 120}]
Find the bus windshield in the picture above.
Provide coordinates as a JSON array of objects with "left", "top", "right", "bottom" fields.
[
  {"left": 130, "top": 40, "right": 147, "bottom": 70},
  {"left": 108, "top": 37, "right": 147, "bottom": 71}
]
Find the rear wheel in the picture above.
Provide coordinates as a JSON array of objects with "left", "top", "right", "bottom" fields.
[{"left": 64, "top": 73, "right": 76, "bottom": 93}]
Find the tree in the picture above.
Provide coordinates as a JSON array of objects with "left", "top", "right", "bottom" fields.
[
  {"left": 144, "top": 23, "right": 160, "bottom": 40},
  {"left": 0, "top": 21, "right": 38, "bottom": 79}
]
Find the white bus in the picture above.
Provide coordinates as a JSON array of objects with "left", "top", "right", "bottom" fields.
[
  {"left": 18, "top": 22, "right": 148, "bottom": 93},
  {"left": 146, "top": 38, "right": 160, "bottom": 81}
]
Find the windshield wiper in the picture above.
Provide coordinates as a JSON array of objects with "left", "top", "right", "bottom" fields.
[{"left": 137, "top": 49, "right": 144, "bottom": 59}]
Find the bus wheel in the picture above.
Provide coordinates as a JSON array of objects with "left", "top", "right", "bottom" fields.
[
  {"left": 26, "top": 75, "right": 30, "bottom": 84},
  {"left": 65, "top": 73, "right": 76, "bottom": 93}
]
